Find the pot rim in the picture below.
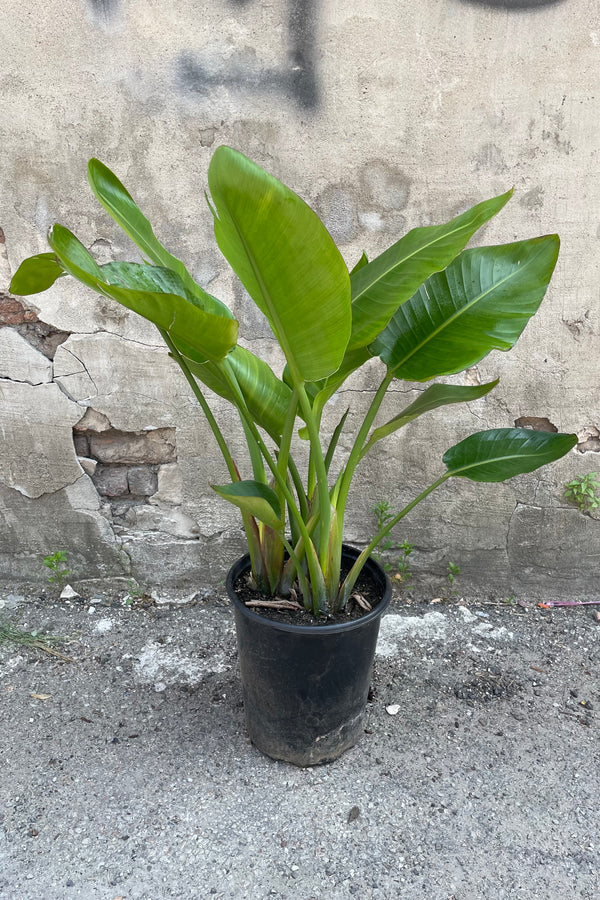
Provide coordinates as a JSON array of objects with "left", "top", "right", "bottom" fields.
[{"left": 226, "top": 546, "right": 392, "bottom": 636}]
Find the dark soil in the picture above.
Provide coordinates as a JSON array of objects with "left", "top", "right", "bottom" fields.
[{"left": 233, "top": 561, "right": 385, "bottom": 627}]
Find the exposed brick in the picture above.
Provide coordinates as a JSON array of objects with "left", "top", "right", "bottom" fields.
[
  {"left": 89, "top": 428, "right": 176, "bottom": 465},
  {"left": 111, "top": 499, "right": 144, "bottom": 523},
  {"left": 93, "top": 465, "right": 129, "bottom": 498},
  {"left": 16, "top": 322, "right": 69, "bottom": 360},
  {"left": 73, "top": 408, "right": 111, "bottom": 433},
  {"left": 0, "top": 294, "right": 38, "bottom": 327},
  {"left": 151, "top": 463, "right": 183, "bottom": 506},
  {"left": 77, "top": 457, "right": 97, "bottom": 477},
  {"left": 127, "top": 466, "right": 158, "bottom": 497},
  {"left": 73, "top": 433, "right": 90, "bottom": 457},
  {"left": 514, "top": 416, "right": 558, "bottom": 433}
]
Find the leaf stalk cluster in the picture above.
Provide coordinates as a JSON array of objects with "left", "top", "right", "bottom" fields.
[{"left": 11, "top": 149, "right": 577, "bottom": 616}]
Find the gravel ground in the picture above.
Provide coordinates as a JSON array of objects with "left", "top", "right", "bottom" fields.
[{"left": 0, "top": 581, "right": 598, "bottom": 900}]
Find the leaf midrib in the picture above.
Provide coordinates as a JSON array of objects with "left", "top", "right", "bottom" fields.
[
  {"left": 447, "top": 448, "right": 555, "bottom": 476},
  {"left": 351, "top": 215, "right": 492, "bottom": 306},
  {"left": 218, "top": 195, "right": 302, "bottom": 383},
  {"left": 386, "top": 245, "right": 544, "bottom": 375}
]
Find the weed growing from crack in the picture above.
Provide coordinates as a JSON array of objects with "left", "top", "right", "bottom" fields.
[
  {"left": 564, "top": 472, "right": 600, "bottom": 513},
  {"left": 42, "top": 550, "right": 71, "bottom": 589},
  {"left": 447, "top": 561, "right": 460, "bottom": 594},
  {"left": 371, "top": 500, "right": 414, "bottom": 587}
]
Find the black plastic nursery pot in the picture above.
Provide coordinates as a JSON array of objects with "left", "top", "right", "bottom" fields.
[{"left": 226, "top": 545, "right": 391, "bottom": 767}]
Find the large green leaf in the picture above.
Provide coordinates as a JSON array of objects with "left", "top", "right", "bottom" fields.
[
  {"left": 443, "top": 428, "right": 577, "bottom": 482},
  {"left": 87, "top": 159, "right": 231, "bottom": 319},
  {"left": 47, "top": 225, "right": 238, "bottom": 363},
  {"left": 373, "top": 236, "right": 560, "bottom": 382},
  {"left": 211, "top": 480, "right": 282, "bottom": 530},
  {"left": 100, "top": 260, "right": 232, "bottom": 318},
  {"left": 350, "top": 251, "right": 369, "bottom": 275},
  {"left": 183, "top": 345, "right": 293, "bottom": 441},
  {"left": 9, "top": 253, "right": 65, "bottom": 295},
  {"left": 47, "top": 225, "right": 104, "bottom": 286},
  {"left": 104, "top": 263, "right": 292, "bottom": 438},
  {"left": 348, "top": 190, "right": 513, "bottom": 351},
  {"left": 208, "top": 146, "right": 351, "bottom": 383},
  {"left": 362, "top": 379, "right": 499, "bottom": 457},
  {"left": 102, "top": 260, "right": 193, "bottom": 296}
]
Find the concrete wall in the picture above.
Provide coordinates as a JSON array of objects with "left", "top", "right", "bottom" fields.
[{"left": 1, "top": 0, "right": 598, "bottom": 598}]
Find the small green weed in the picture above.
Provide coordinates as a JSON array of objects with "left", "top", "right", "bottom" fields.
[
  {"left": 0, "top": 617, "right": 73, "bottom": 660},
  {"left": 123, "top": 578, "right": 152, "bottom": 607},
  {"left": 43, "top": 550, "right": 71, "bottom": 588},
  {"left": 126, "top": 579, "right": 144, "bottom": 600},
  {"left": 0, "top": 618, "right": 52, "bottom": 649},
  {"left": 564, "top": 472, "right": 600, "bottom": 513},
  {"left": 371, "top": 501, "right": 414, "bottom": 586},
  {"left": 447, "top": 561, "right": 460, "bottom": 593}
]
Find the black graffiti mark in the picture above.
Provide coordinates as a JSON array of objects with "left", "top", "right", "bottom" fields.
[
  {"left": 457, "top": 0, "right": 566, "bottom": 8},
  {"left": 87, "top": 0, "right": 120, "bottom": 19},
  {"left": 178, "top": 0, "right": 319, "bottom": 110}
]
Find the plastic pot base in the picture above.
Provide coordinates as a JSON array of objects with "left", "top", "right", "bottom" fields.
[{"left": 226, "top": 546, "right": 391, "bottom": 767}]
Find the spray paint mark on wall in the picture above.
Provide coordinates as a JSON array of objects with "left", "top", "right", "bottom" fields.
[
  {"left": 178, "top": 0, "right": 319, "bottom": 110},
  {"left": 87, "top": 0, "right": 120, "bottom": 22}
]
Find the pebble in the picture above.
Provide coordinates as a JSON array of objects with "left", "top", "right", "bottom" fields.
[{"left": 458, "top": 605, "right": 477, "bottom": 623}]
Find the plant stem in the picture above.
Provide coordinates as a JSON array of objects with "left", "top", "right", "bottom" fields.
[
  {"left": 338, "top": 473, "right": 450, "bottom": 606},
  {"left": 161, "top": 330, "right": 238, "bottom": 481},
  {"left": 287, "top": 457, "right": 309, "bottom": 522},
  {"left": 218, "top": 362, "right": 328, "bottom": 610},
  {"left": 162, "top": 332, "right": 273, "bottom": 582},
  {"left": 277, "top": 387, "right": 299, "bottom": 515},
  {"left": 336, "top": 371, "right": 393, "bottom": 519},
  {"left": 296, "top": 383, "right": 331, "bottom": 571}
]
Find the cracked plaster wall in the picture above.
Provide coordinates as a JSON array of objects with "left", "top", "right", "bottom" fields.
[{"left": 1, "top": 0, "right": 599, "bottom": 595}]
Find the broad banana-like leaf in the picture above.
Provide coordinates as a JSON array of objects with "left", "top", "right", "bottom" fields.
[
  {"left": 443, "top": 428, "right": 576, "bottom": 482},
  {"left": 87, "top": 159, "right": 232, "bottom": 319},
  {"left": 211, "top": 480, "right": 282, "bottom": 530},
  {"left": 348, "top": 190, "right": 513, "bottom": 351},
  {"left": 208, "top": 146, "right": 351, "bottom": 383},
  {"left": 183, "top": 345, "right": 293, "bottom": 441},
  {"left": 373, "top": 235, "right": 560, "bottom": 382},
  {"left": 10, "top": 253, "right": 65, "bottom": 295},
  {"left": 47, "top": 224, "right": 104, "bottom": 286},
  {"left": 102, "top": 260, "right": 194, "bottom": 297},
  {"left": 350, "top": 251, "right": 369, "bottom": 275},
  {"left": 101, "top": 260, "right": 233, "bottom": 320},
  {"left": 362, "top": 379, "right": 499, "bottom": 457},
  {"left": 47, "top": 225, "right": 238, "bottom": 363},
  {"left": 306, "top": 192, "right": 513, "bottom": 417}
]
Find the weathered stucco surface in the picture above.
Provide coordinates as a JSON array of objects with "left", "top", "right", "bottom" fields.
[{"left": 1, "top": 0, "right": 598, "bottom": 596}]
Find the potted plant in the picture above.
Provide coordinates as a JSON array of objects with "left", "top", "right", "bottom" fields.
[{"left": 11, "top": 147, "right": 576, "bottom": 765}]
